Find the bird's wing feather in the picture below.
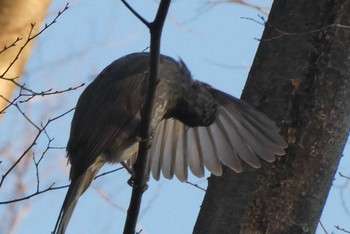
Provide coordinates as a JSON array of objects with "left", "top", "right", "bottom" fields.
[{"left": 149, "top": 88, "right": 287, "bottom": 181}]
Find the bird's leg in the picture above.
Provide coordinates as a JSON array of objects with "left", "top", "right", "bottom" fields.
[
  {"left": 120, "top": 161, "right": 137, "bottom": 187},
  {"left": 127, "top": 173, "right": 149, "bottom": 191},
  {"left": 128, "top": 177, "right": 149, "bottom": 191},
  {"left": 124, "top": 134, "right": 153, "bottom": 189},
  {"left": 123, "top": 161, "right": 149, "bottom": 191},
  {"left": 127, "top": 176, "right": 136, "bottom": 187},
  {"left": 136, "top": 134, "right": 154, "bottom": 145},
  {"left": 121, "top": 161, "right": 135, "bottom": 176}
]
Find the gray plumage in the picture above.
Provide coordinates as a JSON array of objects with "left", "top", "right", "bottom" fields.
[{"left": 53, "top": 53, "right": 287, "bottom": 233}]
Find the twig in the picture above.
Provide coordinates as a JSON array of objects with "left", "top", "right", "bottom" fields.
[
  {"left": 92, "top": 185, "right": 123, "bottom": 209},
  {"left": 0, "top": 166, "right": 123, "bottom": 205},
  {"left": 319, "top": 220, "right": 329, "bottom": 234},
  {"left": 186, "top": 181, "right": 207, "bottom": 192},
  {"left": 94, "top": 167, "right": 124, "bottom": 180},
  {"left": 241, "top": 15, "right": 350, "bottom": 42},
  {"left": 14, "top": 101, "right": 41, "bottom": 130},
  {"left": 0, "top": 3, "right": 73, "bottom": 116},
  {"left": 0, "top": 108, "right": 74, "bottom": 188},
  {"left": 123, "top": 1, "right": 171, "bottom": 233},
  {"left": 335, "top": 225, "right": 350, "bottom": 233},
  {"left": 208, "top": 0, "right": 269, "bottom": 15},
  {"left": 0, "top": 37, "right": 22, "bottom": 54},
  {"left": 0, "top": 3, "right": 69, "bottom": 78},
  {"left": 32, "top": 128, "right": 55, "bottom": 192},
  {"left": 0, "top": 183, "right": 68, "bottom": 204},
  {"left": 339, "top": 172, "right": 350, "bottom": 180},
  {"left": 18, "top": 83, "right": 85, "bottom": 103},
  {"left": 120, "top": 0, "right": 150, "bottom": 27},
  {"left": 0, "top": 82, "right": 84, "bottom": 115}
]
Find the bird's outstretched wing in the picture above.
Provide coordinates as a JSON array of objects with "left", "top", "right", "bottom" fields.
[
  {"left": 148, "top": 88, "right": 287, "bottom": 181},
  {"left": 67, "top": 60, "right": 147, "bottom": 179}
]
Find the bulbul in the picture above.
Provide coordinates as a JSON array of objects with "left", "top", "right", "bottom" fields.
[{"left": 54, "top": 53, "right": 287, "bottom": 233}]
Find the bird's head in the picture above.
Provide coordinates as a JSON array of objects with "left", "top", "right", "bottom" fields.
[{"left": 169, "top": 81, "right": 217, "bottom": 127}]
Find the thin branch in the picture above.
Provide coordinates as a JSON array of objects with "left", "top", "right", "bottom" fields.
[
  {"left": 335, "top": 226, "right": 350, "bottom": 234},
  {"left": 0, "top": 82, "right": 84, "bottom": 116},
  {"left": 0, "top": 166, "right": 123, "bottom": 205},
  {"left": 0, "top": 183, "right": 68, "bottom": 204},
  {"left": 339, "top": 172, "right": 350, "bottom": 180},
  {"left": 0, "top": 91, "right": 22, "bottom": 114},
  {"left": 241, "top": 16, "right": 266, "bottom": 26},
  {"left": 92, "top": 185, "right": 123, "bottom": 209},
  {"left": 33, "top": 155, "right": 41, "bottom": 192},
  {"left": 0, "top": 3, "right": 69, "bottom": 78},
  {"left": 18, "top": 83, "right": 85, "bottom": 103},
  {"left": 94, "top": 167, "right": 124, "bottom": 180},
  {"left": 0, "top": 108, "right": 74, "bottom": 188},
  {"left": 319, "top": 220, "right": 329, "bottom": 234},
  {"left": 0, "top": 37, "right": 22, "bottom": 54},
  {"left": 186, "top": 181, "right": 207, "bottom": 192},
  {"left": 208, "top": 0, "right": 269, "bottom": 15},
  {"left": 241, "top": 15, "right": 350, "bottom": 42},
  {"left": 123, "top": 1, "right": 171, "bottom": 233},
  {"left": 14, "top": 101, "right": 41, "bottom": 130},
  {"left": 0, "top": 3, "right": 74, "bottom": 116},
  {"left": 120, "top": 0, "right": 150, "bottom": 27},
  {"left": 32, "top": 128, "right": 55, "bottom": 192}
]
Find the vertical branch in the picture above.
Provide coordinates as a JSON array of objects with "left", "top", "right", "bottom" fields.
[{"left": 122, "top": 1, "right": 171, "bottom": 234}]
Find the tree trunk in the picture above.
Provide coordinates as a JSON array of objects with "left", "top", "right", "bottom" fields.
[
  {"left": 194, "top": 0, "right": 350, "bottom": 233},
  {"left": 0, "top": 0, "right": 51, "bottom": 112}
]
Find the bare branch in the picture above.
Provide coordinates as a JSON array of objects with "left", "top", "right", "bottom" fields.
[
  {"left": 0, "top": 37, "right": 22, "bottom": 54},
  {"left": 14, "top": 101, "right": 41, "bottom": 130},
  {"left": 0, "top": 165, "right": 127, "bottom": 205},
  {"left": 0, "top": 82, "right": 84, "bottom": 116},
  {"left": 208, "top": 0, "right": 269, "bottom": 15},
  {"left": 0, "top": 107, "right": 75, "bottom": 188},
  {"left": 241, "top": 15, "right": 350, "bottom": 42},
  {"left": 185, "top": 181, "right": 207, "bottom": 192},
  {"left": 0, "top": 3, "right": 69, "bottom": 78},
  {"left": 123, "top": 1, "right": 171, "bottom": 233},
  {"left": 339, "top": 172, "right": 350, "bottom": 180},
  {"left": 0, "top": 183, "right": 68, "bottom": 205},
  {"left": 0, "top": 3, "right": 75, "bottom": 118},
  {"left": 18, "top": 83, "right": 85, "bottom": 103},
  {"left": 335, "top": 226, "right": 350, "bottom": 234},
  {"left": 319, "top": 220, "right": 329, "bottom": 234},
  {"left": 120, "top": 0, "right": 150, "bottom": 27},
  {"left": 94, "top": 167, "right": 124, "bottom": 180}
]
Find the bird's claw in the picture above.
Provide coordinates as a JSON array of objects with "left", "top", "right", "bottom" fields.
[{"left": 127, "top": 175, "right": 149, "bottom": 192}]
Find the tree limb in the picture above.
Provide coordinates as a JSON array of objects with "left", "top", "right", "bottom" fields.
[{"left": 122, "top": 1, "right": 171, "bottom": 233}]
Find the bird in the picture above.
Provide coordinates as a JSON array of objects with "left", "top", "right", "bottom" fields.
[{"left": 53, "top": 52, "right": 287, "bottom": 233}]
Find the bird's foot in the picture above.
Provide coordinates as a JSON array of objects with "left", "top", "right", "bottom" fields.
[{"left": 127, "top": 175, "right": 149, "bottom": 192}]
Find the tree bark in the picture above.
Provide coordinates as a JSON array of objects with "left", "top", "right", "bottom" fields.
[
  {"left": 194, "top": 0, "right": 350, "bottom": 233},
  {"left": 0, "top": 0, "right": 51, "bottom": 112}
]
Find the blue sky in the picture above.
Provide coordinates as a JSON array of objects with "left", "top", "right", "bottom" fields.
[{"left": 1, "top": 1, "right": 349, "bottom": 233}]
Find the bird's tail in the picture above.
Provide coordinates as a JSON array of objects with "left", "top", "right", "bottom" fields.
[{"left": 53, "top": 163, "right": 103, "bottom": 234}]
